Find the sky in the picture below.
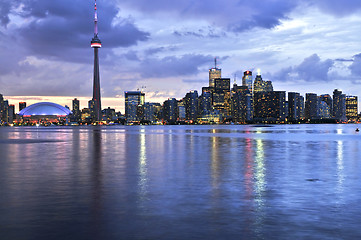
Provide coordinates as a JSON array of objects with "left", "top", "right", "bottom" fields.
[{"left": 1, "top": 0, "right": 361, "bottom": 113}]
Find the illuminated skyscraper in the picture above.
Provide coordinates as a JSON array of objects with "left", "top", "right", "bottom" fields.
[
  {"left": 254, "top": 91, "right": 286, "bottom": 122},
  {"left": 213, "top": 78, "right": 231, "bottom": 116},
  {"left": 346, "top": 96, "right": 358, "bottom": 121},
  {"left": 319, "top": 94, "right": 333, "bottom": 116},
  {"left": 72, "top": 98, "right": 81, "bottom": 121},
  {"left": 288, "top": 92, "right": 303, "bottom": 122},
  {"left": 125, "top": 91, "right": 145, "bottom": 122},
  {"left": 184, "top": 90, "right": 199, "bottom": 121},
  {"left": 163, "top": 98, "right": 178, "bottom": 124},
  {"left": 253, "top": 73, "right": 273, "bottom": 93},
  {"left": 333, "top": 89, "right": 346, "bottom": 121},
  {"left": 305, "top": 93, "right": 318, "bottom": 120},
  {"left": 242, "top": 71, "right": 253, "bottom": 95},
  {"left": 231, "top": 84, "right": 252, "bottom": 122},
  {"left": 91, "top": 0, "right": 102, "bottom": 122},
  {"left": 209, "top": 58, "right": 221, "bottom": 87}
]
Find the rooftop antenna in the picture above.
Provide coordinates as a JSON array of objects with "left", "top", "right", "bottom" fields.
[
  {"left": 94, "top": 0, "right": 98, "bottom": 37},
  {"left": 214, "top": 57, "right": 217, "bottom": 69}
]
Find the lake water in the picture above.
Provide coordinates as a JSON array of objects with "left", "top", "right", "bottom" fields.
[{"left": 1, "top": 124, "right": 361, "bottom": 239}]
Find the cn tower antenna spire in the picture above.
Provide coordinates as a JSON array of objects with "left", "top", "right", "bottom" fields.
[{"left": 94, "top": 0, "right": 98, "bottom": 37}]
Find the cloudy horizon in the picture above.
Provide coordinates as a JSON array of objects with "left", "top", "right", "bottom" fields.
[{"left": 1, "top": 0, "right": 361, "bottom": 112}]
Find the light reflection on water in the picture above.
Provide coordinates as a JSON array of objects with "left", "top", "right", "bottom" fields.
[{"left": 1, "top": 124, "right": 361, "bottom": 239}]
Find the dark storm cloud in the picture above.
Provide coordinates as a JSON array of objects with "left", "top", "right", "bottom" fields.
[
  {"left": 119, "top": 0, "right": 298, "bottom": 32},
  {"left": 139, "top": 54, "right": 212, "bottom": 78},
  {"left": 3, "top": 0, "right": 149, "bottom": 62},
  {"left": 273, "top": 54, "right": 334, "bottom": 82}
]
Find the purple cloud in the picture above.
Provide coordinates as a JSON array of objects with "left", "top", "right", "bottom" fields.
[{"left": 139, "top": 54, "right": 212, "bottom": 78}]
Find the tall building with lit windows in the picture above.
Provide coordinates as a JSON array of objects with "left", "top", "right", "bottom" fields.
[
  {"left": 346, "top": 96, "right": 358, "bottom": 121},
  {"left": 288, "top": 92, "right": 302, "bottom": 122},
  {"left": 305, "top": 93, "right": 318, "bottom": 120},
  {"left": 125, "top": 91, "right": 145, "bottom": 122},
  {"left": 254, "top": 91, "right": 286, "bottom": 122},
  {"left": 213, "top": 78, "right": 231, "bottom": 116},
  {"left": 72, "top": 98, "right": 81, "bottom": 121},
  {"left": 333, "top": 89, "right": 346, "bottom": 121},
  {"left": 209, "top": 58, "right": 221, "bottom": 88},
  {"left": 253, "top": 73, "right": 273, "bottom": 93},
  {"left": 163, "top": 98, "right": 178, "bottom": 124},
  {"left": 231, "top": 84, "right": 252, "bottom": 122},
  {"left": 242, "top": 71, "right": 253, "bottom": 95},
  {"left": 184, "top": 90, "right": 199, "bottom": 121}
]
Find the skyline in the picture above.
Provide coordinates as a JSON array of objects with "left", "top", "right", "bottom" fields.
[{"left": 1, "top": 0, "right": 361, "bottom": 113}]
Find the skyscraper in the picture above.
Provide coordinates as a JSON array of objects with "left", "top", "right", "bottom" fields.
[
  {"left": 213, "top": 78, "right": 231, "bottom": 116},
  {"left": 209, "top": 58, "right": 221, "bottom": 88},
  {"left": 91, "top": 0, "right": 102, "bottom": 122},
  {"left": 163, "top": 98, "right": 178, "bottom": 124},
  {"left": 253, "top": 91, "right": 286, "bottom": 122},
  {"left": 124, "top": 91, "right": 145, "bottom": 122},
  {"left": 184, "top": 90, "right": 199, "bottom": 121},
  {"left": 333, "top": 89, "right": 346, "bottom": 122},
  {"left": 346, "top": 96, "right": 358, "bottom": 121},
  {"left": 19, "top": 102, "right": 27, "bottom": 111},
  {"left": 305, "top": 93, "right": 318, "bottom": 120},
  {"left": 231, "top": 84, "right": 252, "bottom": 123},
  {"left": 72, "top": 98, "right": 81, "bottom": 122},
  {"left": 253, "top": 73, "right": 273, "bottom": 93},
  {"left": 242, "top": 71, "right": 253, "bottom": 95},
  {"left": 288, "top": 92, "right": 301, "bottom": 122}
]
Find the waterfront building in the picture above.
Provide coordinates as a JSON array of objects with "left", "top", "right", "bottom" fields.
[
  {"left": 88, "top": 99, "right": 95, "bottom": 120},
  {"left": 231, "top": 84, "right": 252, "bottom": 123},
  {"left": 72, "top": 98, "right": 81, "bottom": 122},
  {"left": 346, "top": 96, "right": 358, "bottom": 121},
  {"left": 18, "top": 102, "right": 72, "bottom": 124},
  {"left": 213, "top": 78, "right": 231, "bottom": 116},
  {"left": 288, "top": 92, "right": 302, "bottom": 122},
  {"left": 184, "top": 90, "right": 199, "bottom": 122},
  {"left": 163, "top": 98, "right": 178, "bottom": 124},
  {"left": 177, "top": 100, "right": 186, "bottom": 121},
  {"left": 144, "top": 102, "right": 162, "bottom": 123},
  {"left": 333, "top": 89, "right": 346, "bottom": 122},
  {"left": 320, "top": 94, "right": 333, "bottom": 116},
  {"left": 124, "top": 91, "right": 145, "bottom": 123},
  {"left": 299, "top": 95, "right": 305, "bottom": 119},
  {"left": 305, "top": 93, "right": 318, "bottom": 120},
  {"left": 0, "top": 94, "right": 5, "bottom": 123},
  {"left": 318, "top": 100, "right": 331, "bottom": 119},
  {"left": 102, "top": 107, "right": 116, "bottom": 122},
  {"left": 19, "top": 102, "right": 27, "bottom": 111},
  {"left": 253, "top": 91, "right": 286, "bottom": 122},
  {"left": 199, "top": 91, "right": 213, "bottom": 117},
  {"left": 91, "top": 0, "right": 102, "bottom": 122},
  {"left": 8, "top": 105, "right": 15, "bottom": 123}
]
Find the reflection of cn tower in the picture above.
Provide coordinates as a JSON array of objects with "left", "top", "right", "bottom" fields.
[{"left": 91, "top": 0, "right": 102, "bottom": 122}]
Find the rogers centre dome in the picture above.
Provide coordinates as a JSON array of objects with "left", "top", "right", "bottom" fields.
[{"left": 19, "top": 102, "right": 72, "bottom": 116}]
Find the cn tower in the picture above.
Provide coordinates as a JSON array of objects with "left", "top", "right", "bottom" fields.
[{"left": 91, "top": 0, "right": 102, "bottom": 122}]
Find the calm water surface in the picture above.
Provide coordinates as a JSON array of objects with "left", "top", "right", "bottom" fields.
[{"left": 1, "top": 124, "right": 361, "bottom": 239}]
